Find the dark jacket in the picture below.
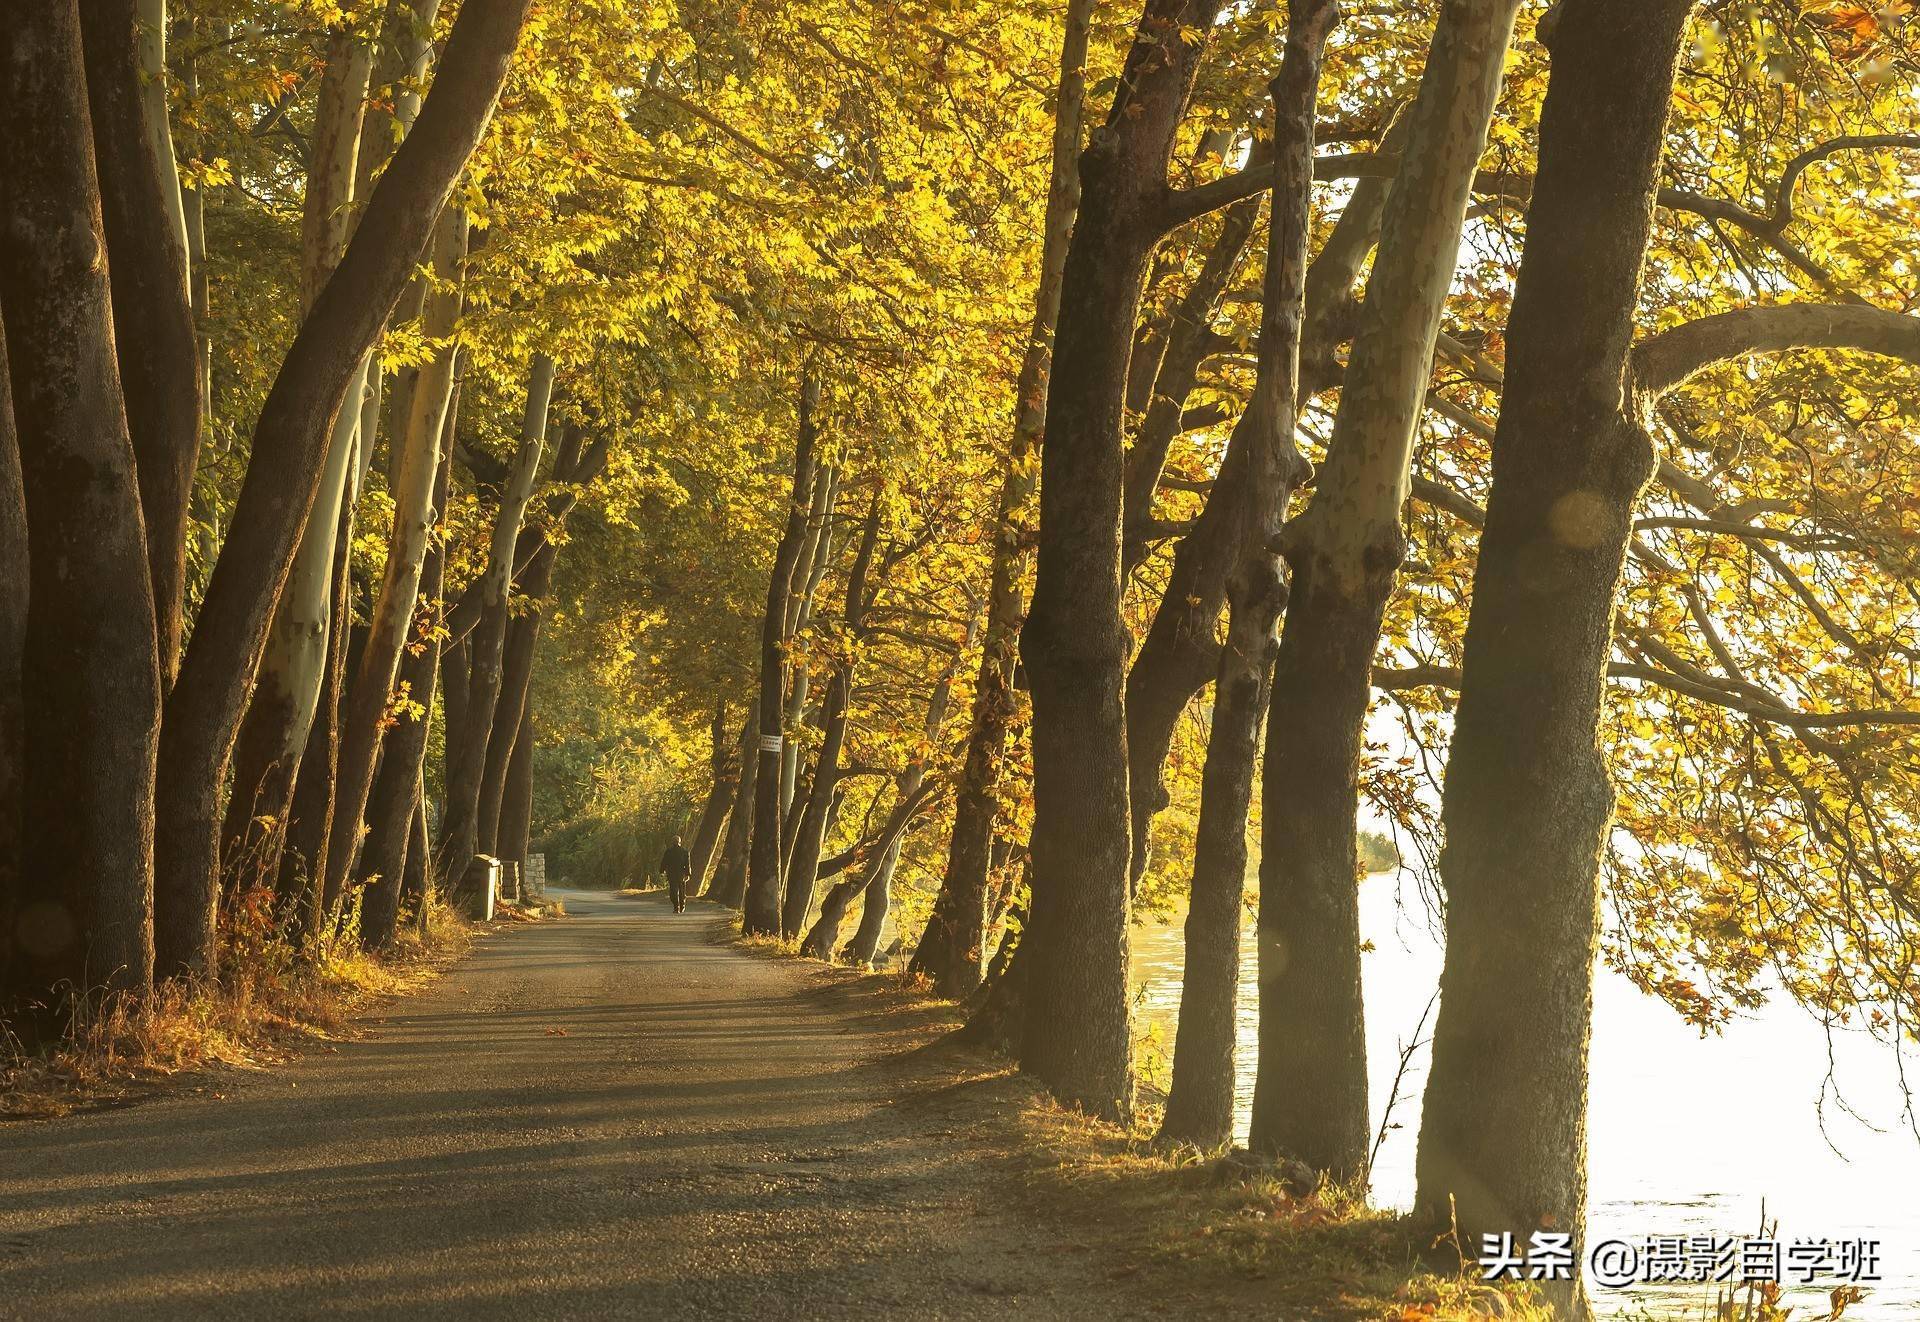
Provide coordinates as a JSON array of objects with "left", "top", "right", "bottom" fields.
[{"left": 660, "top": 844, "right": 691, "bottom": 880}]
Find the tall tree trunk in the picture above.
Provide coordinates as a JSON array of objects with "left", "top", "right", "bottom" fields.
[
  {"left": 1121, "top": 119, "right": 1399, "bottom": 894},
  {"left": 78, "top": 0, "right": 200, "bottom": 687},
  {"left": 706, "top": 713, "right": 757, "bottom": 906},
  {"left": 781, "top": 498, "right": 880, "bottom": 937},
  {"left": 406, "top": 778, "right": 431, "bottom": 933},
  {"left": 496, "top": 702, "right": 536, "bottom": 883},
  {"left": 1019, "top": 0, "right": 1228, "bottom": 1120},
  {"left": 1158, "top": 0, "right": 1332, "bottom": 1151},
  {"left": 916, "top": 0, "right": 1092, "bottom": 1000},
  {"left": 221, "top": 375, "right": 364, "bottom": 904},
  {"left": 685, "top": 700, "right": 737, "bottom": 895},
  {"left": 328, "top": 205, "right": 468, "bottom": 905},
  {"left": 476, "top": 536, "right": 556, "bottom": 852},
  {"left": 1415, "top": 8, "right": 1692, "bottom": 1317},
  {"left": 274, "top": 499, "right": 361, "bottom": 942},
  {"left": 1250, "top": 0, "right": 1523, "bottom": 1183},
  {"left": 779, "top": 466, "right": 837, "bottom": 831},
  {"left": 468, "top": 420, "right": 597, "bottom": 854},
  {"left": 0, "top": 328, "right": 28, "bottom": 999},
  {"left": 359, "top": 443, "right": 454, "bottom": 948},
  {"left": 0, "top": 2, "right": 163, "bottom": 1006},
  {"left": 743, "top": 376, "right": 821, "bottom": 936},
  {"left": 436, "top": 352, "right": 554, "bottom": 880},
  {"left": 153, "top": 0, "right": 532, "bottom": 978}
]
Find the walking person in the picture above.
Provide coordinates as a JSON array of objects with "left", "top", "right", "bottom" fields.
[{"left": 660, "top": 835, "right": 691, "bottom": 913}]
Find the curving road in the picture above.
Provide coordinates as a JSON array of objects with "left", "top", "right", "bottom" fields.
[{"left": 0, "top": 890, "right": 1154, "bottom": 1320}]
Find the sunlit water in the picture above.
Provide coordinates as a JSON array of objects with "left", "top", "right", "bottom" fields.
[{"left": 1130, "top": 875, "right": 1920, "bottom": 1319}]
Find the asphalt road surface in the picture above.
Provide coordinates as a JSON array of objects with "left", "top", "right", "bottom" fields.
[{"left": 0, "top": 890, "right": 1151, "bottom": 1320}]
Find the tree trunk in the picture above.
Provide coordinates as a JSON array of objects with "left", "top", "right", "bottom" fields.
[
  {"left": 328, "top": 206, "right": 468, "bottom": 905},
  {"left": 915, "top": 0, "right": 1092, "bottom": 1000},
  {"left": 743, "top": 376, "right": 821, "bottom": 935},
  {"left": 778, "top": 466, "right": 837, "bottom": 832},
  {"left": 801, "top": 782, "right": 936, "bottom": 961},
  {"left": 706, "top": 713, "right": 757, "bottom": 906},
  {"left": 78, "top": 0, "right": 200, "bottom": 688},
  {"left": 407, "top": 770, "right": 431, "bottom": 934},
  {"left": 360, "top": 441, "right": 454, "bottom": 948},
  {"left": 496, "top": 702, "right": 535, "bottom": 881},
  {"left": 437, "top": 352, "right": 554, "bottom": 880},
  {"left": 1118, "top": 192, "right": 1262, "bottom": 575},
  {"left": 0, "top": 2, "right": 163, "bottom": 1006},
  {"left": 1158, "top": 0, "right": 1331, "bottom": 1152},
  {"left": 685, "top": 700, "right": 737, "bottom": 895},
  {"left": 274, "top": 502, "right": 362, "bottom": 943},
  {"left": 1121, "top": 120, "right": 1399, "bottom": 894},
  {"left": 0, "top": 326, "right": 28, "bottom": 1000},
  {"left": 1251, "top": 0, "right": 1523, "bottom": 1183},
  {"left": 1019, "top": 0, "right": 1229, "bottom": 1120},
  {"left": 1415, "top": 8, "right": 1692, "bottom": 1317},
  {"left": 221, "top": 368, "right": 364, "bottom": 905},
  {"left": 471, "top": 430, "right": 604, "bottom": 860},
  {"left": 780, "top": 497, "right": 880, "bottom": 937},
  {"left": 153, "top": 0, "right": 532, "bottom": 979}
]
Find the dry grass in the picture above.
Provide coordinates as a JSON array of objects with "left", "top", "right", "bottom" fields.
[
  {"left": 733, "top": 920, "right": 1550, "bottom": 1319},
  {"left": 1, "top": 897, "right": 473, "bottom": 1120},
  {"left": 1005, "top": 1097, "right": 1557, "bottom": 1321}
]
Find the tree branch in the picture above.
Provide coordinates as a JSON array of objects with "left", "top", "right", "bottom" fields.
[{"left": 1632, "top": 303, "right": 1920, "bottom": 401}]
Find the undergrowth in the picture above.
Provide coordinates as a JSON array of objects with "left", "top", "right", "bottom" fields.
[
  {"left": 1008, "top": 1092, "right": 1555, "bottom": 1321},
  {"left": 2, "top": 894, "right": 472, "bottom": 1119}
]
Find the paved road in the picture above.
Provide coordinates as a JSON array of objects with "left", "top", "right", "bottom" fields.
[{"left": 0, "top": 890, "right": 1145, "bottom": 1320}]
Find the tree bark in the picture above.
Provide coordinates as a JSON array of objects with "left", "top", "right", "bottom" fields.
[
  {"left": 359, "top": 442, "right": 454, "bottom": 949},
  {"left": 436, "top": 352, "right": 554, "bottom": 880},
  {"left": 1118, "top": 191, "right": 1263, "bottom": 575},
  {"left": 0, "top": 2, "right": 163, "bottom": 1006},
  {"left": 153, "top": 0, "right": 531, "bottom": 978},
  {"left": 778, "top": 466, "right": 837, "bottom": 832},
  {"left": 1121, "top": 116, "right": 1400, "bottom": 894},
  {"left": 743, "top": 376, "right": 821, "bottom": 935},
  {"left": 328, "top": 206, "right": 468, "bottom": 905},
  {"left": 78, "top": 0, "right": 200, "bottom": 688},
  {"left": 706, "top": 710, "right": 757, "bottom": 906},
  {"left": 781, "top": 498, "right": 879, "bottom": 938},
  {"left": 1250, "top": 0, "right": 1522, "bottom": 1184},
  {"left": 1415, "top": 8, "right": 1693, "bottom": 1318},
  {"left": 1019, "top": 0, "right": 1229, "bottom": 1120},
  {"left": 1158, "top": 0, "right": 1331, "bottom": 1151},
  {"left": 851, "top": 637, "right": 963, "bottom": 964},
  {"left": 801, "top": 781, "right": 937, "bottom": 961},
  {"left": 221, "top": 370, "right": 364, "bottom": 907},
  {"left": 685, "top": 700, "right": 737, "bottom": 895},
  {"left": 0, "top": 325, "right": 27, "bottom": 999},
  {"left": 495, "top": 702, "right": 536, "bottom": 882},
  {"left": 915, "top": 0, "right": 1093, "bottom": 1000}
]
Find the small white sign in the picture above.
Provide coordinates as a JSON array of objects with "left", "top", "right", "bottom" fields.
[{"left": 759, "top": 734, "right": 783, "bottom": 753}]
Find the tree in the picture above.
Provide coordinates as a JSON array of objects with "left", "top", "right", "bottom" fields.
[
  {"left": 0, "top": 1, "right": 164, "bottom": 1010},
  {"left": 1415, "top": 7, "right": 1920, "bottom": 1313},
  {"left": 435, "top": 352, "right": 555, "bottom": 881},
  {"left": 1250, "top": 0, "right": 1524, "bottom": 1182},
  {"left": 1018, "top": 0, "right": 1235, "bottom": 1122},
  {"left": 743, "top": 376, "right": 821, "bottom": 936},
  {"left": 911, "top": 0, "right": 1096, "bottom": 999},
  {"left": 153, "top": 0, "right": 535, "bottom": 978},
  {"left": 1158, "top": 0, "right": 1333, "bottom": 1152}
]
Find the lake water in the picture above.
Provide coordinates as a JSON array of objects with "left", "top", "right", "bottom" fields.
[{"left": 1130, "top": 874, "right": 1920, "bottom": 1319}]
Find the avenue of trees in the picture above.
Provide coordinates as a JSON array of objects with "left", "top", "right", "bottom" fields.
[{"left": 6, "top": 1, "right": 1920, "bottom": 1316}]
